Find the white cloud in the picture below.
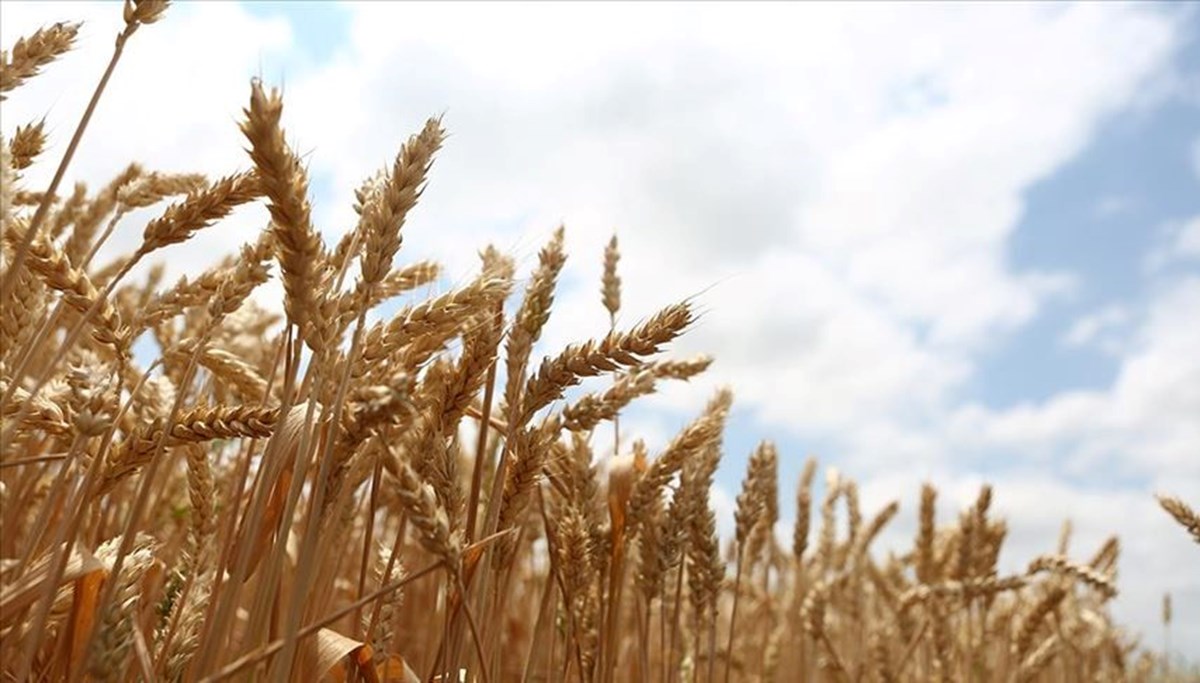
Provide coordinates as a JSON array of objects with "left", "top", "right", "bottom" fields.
[
  {"left": 1061, "top": 303, "right": 1131, "bottom": 353},
  {"left": 1, "top": 1, "right": 290, "bottom": 206},
  {"left": 1144, "top": 215, "right": 1200, "bottom": 273},
  {"left": 946, "top": 277, "right": 1200, "bottom": 474},
  {"left": 1, "top": 1, "right": 292, "bottom": 306},
  {"left": 1167, "top": 215, "right": 1200, "bottom": 260},
  {"left": 919, "top": 277, "right": 1200, "bottom": 646},
  {"left": 1094, "top": 195, "right": 1133, "bottom": 218}
]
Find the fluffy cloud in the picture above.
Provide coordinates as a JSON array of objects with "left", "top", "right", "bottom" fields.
[
  {"left": 274, "top": 2, "right": 1173, "bottom": 441},
  {"left": 1, "top": 2, "right": 289, "bottom": 210},
  {"left": 1061, "top": 304, "right": 1131, "bottom": 353},
  {"left": 0, "top": 0, "right": 289, "bottom": 301},
  {"left": 1145, "top": 215, "right": 1200, "bottom": 272},
  {"left": 909, "top": 277, "right": 1200, "bottom": 646},
  {"left": 947, "top": 278, "right": 1200, "bottom": 477}
]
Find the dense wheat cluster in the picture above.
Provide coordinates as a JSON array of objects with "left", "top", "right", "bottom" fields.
[{"left": 2, "top": 3, "right": 1197, "bottom": 682}]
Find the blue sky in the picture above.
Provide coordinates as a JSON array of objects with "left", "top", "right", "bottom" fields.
[
  {"left": 987, "top": 38, "right": 1200, "bottom": 407},
  {"left": 243, "top": 1, "right": 350, "bottom": 65},
  {"left": 3, "top": 0, "right": 1198, "bottom": 656}
]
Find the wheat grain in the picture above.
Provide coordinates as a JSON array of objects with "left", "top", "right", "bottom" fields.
[
  {"left": 240, "top": 80, "right": 326, "bottom": 347},
  {"left": 520, "top": 303, "right": 695, "bottom": 423},
  {"left": 100, "top": 405, "right": 278, "bottom": 493},
  {"left": 6, "top": 224, "right": 131, "bottom": 353},
  {"left": 135, "top": 171, "right": 262, "bottom": 259},
  {"left": 9, "top": 119, "right": 47, "bottom": 170},
  {"left": 0, "top": 22, "right": 80, "bottom": 96},
  {"left": 1027, "top": 555, "right": 1117, "bottom": 600},
  {"left": 503, "top": 226, "right": 567, "bottom": 425},
  {"left": 1156, "top": 494, "right": 1200, "bottom": 544},
  {"left": 602, "top": 234, "right": 621, "bottom": 319},
  {"left": 794, "top": 457, "right": 817, "bottom": 561},
  {"left": 917, "top": 483, "right": 937, "bottom": 584},
  {"left": 357, "top": 117, "right": 444, "bottom": 289},
  {"left": 626, "top": 389, "right": 731, "bottom": 537}
]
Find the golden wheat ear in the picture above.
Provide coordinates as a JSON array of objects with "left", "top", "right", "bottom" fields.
[
  {"left": 0, "top": 22, "right": 81, "bottom": 98},
  {"left": 1157, "top": 493, "right": 1200, "bottom": 544},
  {"left": 9, "top": 119, "right": 48, "bottom": 170}
]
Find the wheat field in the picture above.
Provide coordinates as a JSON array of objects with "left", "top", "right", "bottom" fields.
[{"left": 2, "top": 3, "right": 1198, "bottom": 682}]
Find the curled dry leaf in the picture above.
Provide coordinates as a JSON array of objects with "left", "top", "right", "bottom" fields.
[{"left": 310, "top": 627, "right": 419, "bottom": 683}]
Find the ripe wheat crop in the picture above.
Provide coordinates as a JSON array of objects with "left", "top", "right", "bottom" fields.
[{"left": 1, "top": 3, "right": 1197, "bottom": 681}]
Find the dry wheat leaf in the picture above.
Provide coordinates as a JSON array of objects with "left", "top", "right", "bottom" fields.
[
  {"left": 309, "top": 627, "right": 421, "bottom": 683},
  {"left": 65, "top": 562, "right": 106, "bottom": 674},
  {"left": 0, "top": 545, "right": 104, "bottom": 629}
]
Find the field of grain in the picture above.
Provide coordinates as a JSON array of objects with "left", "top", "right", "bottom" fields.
[{"left": 2, "top": 3, "right": 1198, "bottom": 681}]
